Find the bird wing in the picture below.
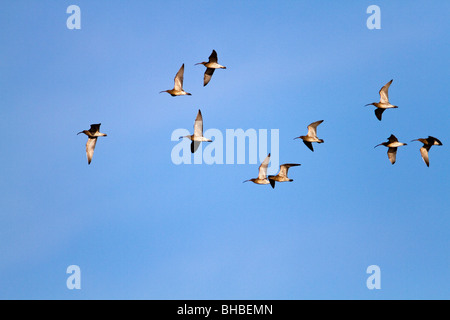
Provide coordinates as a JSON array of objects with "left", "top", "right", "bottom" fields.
[
  {"left": 194, "top": 109, "right": 203, "bottom": 137},
  {"left": 428, "top": 136, "right": 443, "bottom": 146},
  {"left": 303, "top": 141, "right": 314, "bottom": 152},
  {"left": 258, "top": 153, "right": 271, "bottom": 180},
  {"left": 174, "top": 64, "right": 185, "bottom": 91},
  {"left": 420, "top": 147, "right": 430, "bottom": 167},
  {"left": 374, "top": 108, "right": 384, "bottom": 121},
  {"left": 269, "top": 179, "right": 276, "bottom": 189},
  {"left": 203, "top": 68, "right": 215, "bottom": 86},
  {"left": 89, "top": 123, "right": 101, "bottom": 134},
  {"left": 388, "top": 134, "right": 398, "bottom": 143},
  {"left": 387, "top": 147, "right": 397, "bottom": 164},
  {"left": 191, "top": 141, "right": 201, "bottom": 153},
  {"left": 208, "top": 50, "right": 218, "bottom": 63},
  {"left": 279, "top": 163, "right": 301, "bottom": 178},
  {"left": 379, "top": 79, "right": 393, "bottom": 104},
  {"left": 86, "top": 137, "right": 97, "bottom": 165},
  {"left": 307, "top": 120, "right": 323, "bottom": 137}
]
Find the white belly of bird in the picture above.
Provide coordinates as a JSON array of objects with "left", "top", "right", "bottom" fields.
[
  {"left": 388, "top": 142, "right": 405, "bottom": 147},
  {"left": 378, "top": 103, "right": 395, "bottom": 109},
  {"left": 206, "top": 62, "right": 225, "bottom": 69}
]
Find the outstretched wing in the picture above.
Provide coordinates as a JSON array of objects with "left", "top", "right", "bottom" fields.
[
  {"left": 194, "top": 109, "right": 203, "bottom": 137},
  {"left": 420, "top": 147, "right": 430, "bottom": 167},
  {"left": 89, "top": 123, "right": 101, "bottom": 134},
  {"left": 428, "top": 136, "right": 443, "bottom": 146},
  {"left": 174, "top": 64, "right": 185, "bottom": 91},
  {"left": 374, "top": 108, "right": 384, "bottom": 121},
  {"left": 208, "top": 50, "right": 218, "bottom": 63},
  {"left": 379, "top": 79, "right": 393, "bottom": 104},
  {"left": 203, "top": 68, "right": 215, "bottom": 86},
  {"left": 191, "top": 141, "right": 201, "bottom": 153},
  {"left": 269, "top": 179, "right": 276, "bottom": 189},
  {"left": 86, "top": 137, "right": 97, "bottom": 164},
  {"left": 303, "top": 140, "right": 314, "bottom": 152},
  {"left": 307, "top": 120, "right": 323, "bottom": 137},
  {"left": 279, "top": 163, "right": 301, "bottom": 178},
  {"left": 387, "top": 147, "right": 397, "bottom": 164},
  {"left": 387, "top": 134, "right": 398, "bottom": 143},
  {"left": 258, "top": 153, "right": 271, "bottom": 180}
]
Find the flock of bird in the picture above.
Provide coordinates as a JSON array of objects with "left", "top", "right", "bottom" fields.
[
  {"left": 77, "top": 51, "right": 443, "bottom": 188},
  {"left": 367, "top": 79, "right": 443, "bottom": 166}
]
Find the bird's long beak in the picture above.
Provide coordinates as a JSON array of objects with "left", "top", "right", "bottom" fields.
[
  {"left": 77, "top": 131, "right": 83, "bottom": 135},
  {"left": 293, "top": 137, "right": 300, "bottom": 140},
  {"left": 365, "top": 103, "right": 374, "bottom": 107},
  {"left": 194, "top": 62, "right": 203, "bottom": 65},
  {"left": 243, "top": 180, "right": 250, "bottom": 183},
  {"left": 159, "top": 90, "right": 166, "bottom": 93},
  {"left": 374, "top": 143, "right": 382, "bottom": 148}
]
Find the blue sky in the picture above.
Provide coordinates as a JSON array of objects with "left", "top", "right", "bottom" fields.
[{"left": 0, "top": 0, "right": 449, "bottom": 299}]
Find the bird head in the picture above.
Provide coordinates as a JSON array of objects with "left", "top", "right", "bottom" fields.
[{"left": 411, "top": 138, "right": 426, "bottom": 144}]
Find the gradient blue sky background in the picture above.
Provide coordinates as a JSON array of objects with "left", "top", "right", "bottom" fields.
[{"left": 0, "top": 0, "right": 449, "bottom": 299}]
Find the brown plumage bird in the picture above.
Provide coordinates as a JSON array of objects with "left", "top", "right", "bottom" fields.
[
  {"left": 411, "top": 136, "right": 443, "bottom": 167},
  {"left": 268, "top": 163, "right": 301, "bottom": 189},
  {"left": 365, "top": 79, "right": 398, "bottom": 121},
  {"left": 160, "top": 64, "right": 192, "bottom": 96},
  {"left": 179, "top": 109, "right": 212, "bottom": 153},
  {"left": 374, "top": 134, "right": 407, "bottom": 165},
  {"left": 294, "top": 120, "right": 324, "bottom": 152},
  {"left": 77, "top": 123, "right": 107, "bottom": 165},
  {"left": 243, "top": 153, "right": 271, "bottom": 185},
  {"left": 195, "top": 50, "right": 226, "bottom": 86}
]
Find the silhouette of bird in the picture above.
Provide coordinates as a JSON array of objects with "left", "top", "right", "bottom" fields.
[
  {"left": 160, "top": 63, "right": 192, "bottom": 96},
  {"left": 411, "top": 136, "right": 443, "bottom": 167},
  {"left": 179, "top": 109, "right": 212, "bottom": 153},
  {"left": 268, "top": 163, "right": 301, "bottom": 189},
  {"left": 294, "top": 120, "right": 324, "bottom": 152},
  {"left": 243, "top": 153, "right": 271, "bottom": 185},
  {"left": 374, "top": 134, "right": 407, "bottom": 165},
  {"left": 365, "top": 79, "right": 398, "bottom": 121},
  {"left": 77, "top": 123, "right": 107, "bottom": 165},
  {"left": 195, "top": 50, "right": 226, "bottom": 86}
]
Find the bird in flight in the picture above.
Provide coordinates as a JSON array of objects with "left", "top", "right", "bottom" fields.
[
  {"left": 294, "top": 120, "right": 324, "bottom": 152},
  {"left": 243, "top": 153, "right": 271, "bottom": 185},
  {"left": 160, "top": 63, "right": 192, "bottom": 96},
  {"left": 195, "top": 50, "right": 227, "bottom": 86},
  {"left": 179, "top": 109, "right": 212, "bottom": 153},
  {"left": 77, "top": 123, "right": 107, "bottom": 165},
  {"left": 365, "top": 79, "right": 398, "bottom": 121},
  {"left": 411, "top": 136, "right": 443, "bottom": 167},
  {"left": 268, "top": 163, "right": 301, "bottom": 189},
  {"left": 374, "top": 134, "right": 407, "bottom": 165}
]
